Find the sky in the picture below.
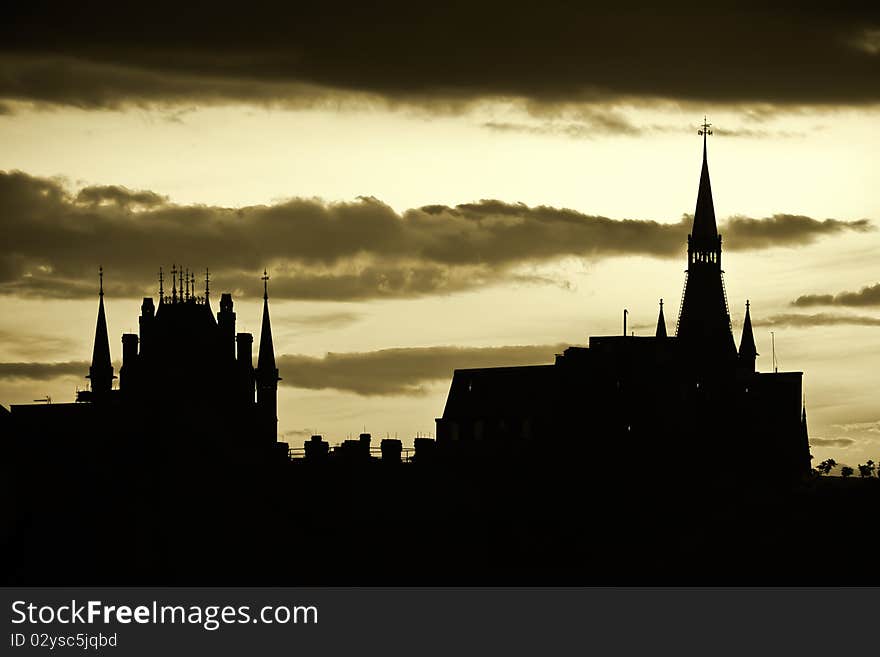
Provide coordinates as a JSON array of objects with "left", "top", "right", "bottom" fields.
[{"left": 1, "top": 2, "right": 878, "bottom": 466}]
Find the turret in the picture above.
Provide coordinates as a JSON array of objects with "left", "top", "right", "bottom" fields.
[
  {"left": 120, "top": 333, "right": 138, "bottom": 392},
  {"left": 87, "top": 266, "right": 115, "bottom": 397},
  {"left": 139, "top": 296, "right": 155, "bottom": 356},
  {"left": 237, "top": 332, "right": 255, "bottom": 404},
  {"left": 256, "top": 270, "right": 280, "bottom": 442},
  {"left": 738, "top": 300, "right": 758, "bottom": 373},
  {"left": 655, "top": 298, "right": 667, "bottom": 338},
  {"left": 218, "top": 293, "right": 236, "bottom": 361}
]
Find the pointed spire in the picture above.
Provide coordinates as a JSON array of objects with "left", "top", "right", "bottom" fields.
[
  {"left": 257, "top": 269, "right": 276, "bottom": 372},
  {"left": 656, "top": 298, "right": 667, "bottom": 338},
  {"left": 692, "top": 116, "right": 718, "bottom": 245},
  {"left": 204, "top": 267, "right": 210, "bottom": 302},
  {"left": 158, "top": 266, "right": 164, "bottom": 301},
  {"left": 88, "top": 266, "right": 114, "bottom": 394},
  {"left": 739, "top": 300, "right": 758, "bottom": 358},
  {"left": 737, "top": 299, "right": 759, "bottom": 374},
  {"left": 171, "top": 264, "right": 177, "bottom": 303}
]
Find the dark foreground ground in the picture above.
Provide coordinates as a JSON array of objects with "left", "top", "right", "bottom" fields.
[{"left": 1, "top": 433, "right": 878, "bottom": 586}]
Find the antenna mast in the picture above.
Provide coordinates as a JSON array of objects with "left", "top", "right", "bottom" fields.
[{"left": 771, "top": 331, "right": 777, "bottom": 373}]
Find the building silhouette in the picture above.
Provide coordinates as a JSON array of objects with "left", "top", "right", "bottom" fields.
[
  {"left": 436, "top": 125, "right": 811, "bottom": 482},
  {"left": 3, "top": 126, "right": 845, "bottom": 586},
  {"left": 9, "top": 265, "right": 286, "bottom": 461}
]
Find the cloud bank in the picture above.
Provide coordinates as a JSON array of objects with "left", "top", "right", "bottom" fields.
[
  {"left": 1, "top": 3, "right": 878, "bottom": 111},
  {"left": 277, "top": 344, "right": 568, "bottom": 395},
  {"left": 1, "top": 171, "right": 869, "bottom": 301},
  {"left": 1, "top": 344, "right": 567, "bottom": 396},
  {"left": 756, "top": 313, "right": 880, "bottom": 328},
  {"left": 792, "top": 282, "right": 880, "bottom": 307}
]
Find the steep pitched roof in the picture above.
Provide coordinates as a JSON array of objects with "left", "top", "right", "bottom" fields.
[
  {"left": 739, "top": 301, "right": 758, "bottom": 358},
  {"left": 257, "top": 272, "right": 276, "bottom": 371},
  {"left": 656, "top": 299, "right": 667, "bottom": 338},
  {"left": 91, "top": 275, "right": 112, "bottom": 373},
  {"left": 692, "top": 136, "right": 718, "bottom": 246}
]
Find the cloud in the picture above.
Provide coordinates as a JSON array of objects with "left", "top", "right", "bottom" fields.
[
  {"left": 0, "top": 329, "right": 77, "bottom": 360},
  {"left": 1, "top": 3, "right": 879, "bottom": 110},
  {"left": 756, "top": 313, "right": 880, "bottom": 328},
  {"left": 0, "top": 361, "right": 89, "bottom": 381},
  {"left": 792, "top": 282, "right": 880, "bottom": 307},
  {"left": 722, "top": 214, "right": 872, "bottom": 250},
  {"left": 0, "top": 344, "right": 566, "bottom": 395},
  {"left": 277, "top": 344, "right": 567, "bottom": 396},
  {"left": 810, "top": 437, "right": 857, "bottom": 447},
  {"left": 75, "top": 185, "right": 168, "bottom": 208},
  {"left": 286, "top": 312, "right": 361, "bottom": 330},
  {"left": 0, "top": 171, "right": 870, "bottom": 301},
  {"left": 833, "top": 420, "right": 880, "bottom": 434},
  {"left": 483, "top": 116, "right": 810, "bottom": 141}
]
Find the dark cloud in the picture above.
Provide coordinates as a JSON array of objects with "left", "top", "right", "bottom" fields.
[
  {"left": 75, "top": 185, "right": 168, "bottom": 208},
  {"left": 722, "top": 214, "right": 872, "bottom": 250},
  {"left": 0, "top": 2, "right": 878, "bottom": 110},
  {"left": 287, "top": 312, "right": 361, "bottom": 330},
  {"left": 277, "top": 344, "right": 567, "bottom": 396},
  {"left": 0, "top": 361, "right": 88, "bottom": 381},
  {"left": 755, "top": 313, "right": 880, "bottom": 328},
  {"left": 0, "top": 171, "right": 870, "bottom": 301},
  {"left": 810, "top": 437, "right": 856, "bottom": 447},
  {"left": 792, "top": 282, "right": 880, "bottom": 307},
  {"left": 1, "top": 345, "right": 566, "bottom": 395}
]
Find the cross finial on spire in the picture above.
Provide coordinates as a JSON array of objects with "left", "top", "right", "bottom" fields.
[
  {"left": 98, "top": 265, "right": 104, "bottom": 297},
  {"left": 698, "top": 115, "right": 713, "bottom": 154},
  {"left": 262, "top": 268, "right": 270, "bottom": 300},
  {"left": 659, "top": 298, "right": 664, "bottom": 310},
  {"left": 698, "top": 115, "right": 712, "bottom": 137},
  {"left": 746, "top": 299, "right": 750, "bottom": 311}
]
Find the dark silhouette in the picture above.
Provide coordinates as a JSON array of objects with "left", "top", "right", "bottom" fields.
[
  {"left": 3, "top": 125, "right": 879, "bottom": 586},
  {"left": 437, "top": 120, "right": 810, "bottom": 485}
]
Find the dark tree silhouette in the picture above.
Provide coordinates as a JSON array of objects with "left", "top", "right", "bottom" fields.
[
  {"left": 841, "top": 466, "right": 854, "bottom": 478},
  {"left": 817, "top": 459, "right": 837, "bottom": 476}
]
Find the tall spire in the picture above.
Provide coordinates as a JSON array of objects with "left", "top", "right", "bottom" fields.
[
  {"left": 655, "top": 298, "right": 667, "bottom": 338},
  {"left": 204, "top": 267, "right": 210, "bottom": 302},
  {"left": 256, "top": 268, "right": 280, "bottom": 443},
  {"left": 693, "top": 116, "right": 718, "bottom": 246},
  {"left": 158, "top": 266, "right": 164, "bottom": 301},
  {"left": 88, "top": 266, "right": 114, "bottom": 395},
  {"left": 738, "top": 299, "right": 758, "bottom": 372},
  {"left": 676, "top": 119, "right": 737, "bottom": 365},
  {"left": 171, "top": 263, "right": 177, "bottom": 303},
  {"left": 257, "top": 269, "right": 275, "bottom": 370}
]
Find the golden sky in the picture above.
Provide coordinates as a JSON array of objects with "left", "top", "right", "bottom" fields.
[{"left": 1, "top": 3, "right": 878, "bottom": 466}]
